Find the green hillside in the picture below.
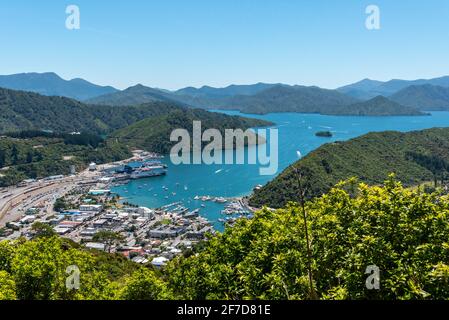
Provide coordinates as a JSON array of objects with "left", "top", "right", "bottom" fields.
[
  {"left": 3, "top": 178, "right": 449, "bottom": 299},
  {"left": 0, "top": 72, "right": 118, "bottom": 101},
  {"left": 0, "top": 87, "right": 184, "bottom": 134},
  {"left": 390, "top": 84, "right": 449, "bottom": 111},
  {"left": 111, "top": 108, "right": 273, "bottom": 154},
  {"left": 250, "top": 127, "right": 449, "bottom": 208},
  {"left": 86, "top": 84, "right": 190, "bottom": 107},
  {"left": 0, "top": 133, "right": 131, "bottom": 186},
  {"left": 224, "top": 85, "right": 358, "bottom": 114},
  {"left": 326, "top": 96, "right": 425, "bottom": 116}
]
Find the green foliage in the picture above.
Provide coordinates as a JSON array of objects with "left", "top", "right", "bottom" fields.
[
  {"left": 166, "top": 177, "right": 449, "bottom": 300},
  {"left": 251, "top": 127, "right": 449, "bottom": 208},
  {"left": 0, "top": 236, "right": 147, "bottom": 300},
  {"left": 120, "top": 268, "right": 173, "bottom": 300},
  {"left": 2, "top": 179, "right": 449, "bottom": 300},
  {"left": 92, "top": 231, "right": 124, "bottom": 253},
  {"left": 5, "top": 130, "right": 104, "bottom": 148},
  {"left": 31, "top": 222, "right": 57, "bottom": 238},
  {"left": 0, "top": 271, "right": 16, "bottom": 300},
  {"left": 53, "top": 198, "right": 70, "bottom": 213}
]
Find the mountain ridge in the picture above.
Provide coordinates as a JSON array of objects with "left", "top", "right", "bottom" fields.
[{"left": 0, "top": 72, "right": 118, "bottom": 100}]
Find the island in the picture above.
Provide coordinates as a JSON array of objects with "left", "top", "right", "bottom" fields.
[{"left": 315, "top": 131, "right": 333, "bottom": 137}]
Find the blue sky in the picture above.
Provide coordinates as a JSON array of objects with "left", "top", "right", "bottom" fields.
[{"left": 1, "top": 0, "right": 449, "bottom": 90}]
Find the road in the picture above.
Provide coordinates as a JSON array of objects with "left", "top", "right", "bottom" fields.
[{"left": 0, "top": 168, "right": 101, "bottom": 227}]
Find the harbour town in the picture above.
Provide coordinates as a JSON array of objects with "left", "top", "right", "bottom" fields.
[{"left": 0, "top": 150, "right": 256, "bottom": 266}]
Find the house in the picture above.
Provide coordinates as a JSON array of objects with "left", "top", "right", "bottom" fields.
[
  {"left": 88, "top": 189, "right": 110, "bottom": 196},
  {"left": 151, "top": 256, "right": 169, "bottom": 268},
  {"left": 148, "top": 226, "right": 185, "bottom": 239},
  {"left": 20, "top": 215, "right": 36, "bottom": 225},
  {"left": 79, "top": 204, "right": 103, "bottom": 212},
  {"left": 54, "top": 226, "right": 71, "bottom": 235},
  {"left": 93, "top": 219, "right": 107, "bottom": 228},
  {"left": 137, "top": 207, "right": 155, "bottom": 219},
  {"left": 85, "top": 242, "right": 107, "bottom": 251},
  {"left": 132, "top": 256, "right": 149, "bottom": 264},
  {"left": 185, "top": 226, "right": 214, "bottom": 240},
  {"left": 80, "top": 227, "right": 98, "bottom": 237}
]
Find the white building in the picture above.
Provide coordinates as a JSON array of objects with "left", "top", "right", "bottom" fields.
[
  {"left": 85, "top": 242, "right": 107, "bottom": 251},
  {"left": 79, "top": 204, "right": 103, "bottom": 212},
  {"left": 151, "top": 256, "right": 169, "bottom": 268},
  {"left": 137, "top": 207, "right": 155, "bottom": 219}
]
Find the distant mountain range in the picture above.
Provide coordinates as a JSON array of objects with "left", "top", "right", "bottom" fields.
[
  {"left": 390, "top": 84, "right": 449, "bottom": 111},
  {"left": 338, "top": 76, "right": 449, "bottom": 109},
  {"left": 86, "top": 82, "right": 283, "bottom": 109},
  {"left": 2, "top": 72, "right": 449, "bottom": 115},
  {"left": 326, "top": 96, "right": 426, "bottom": 116},
  {"left": 87, "top": 82, "right": 420, "bottom": 116},
  {"left": 175, "top": 83, "right": 279, "bottom": 97},
  {"left": 86, "top": 84, "right": 190, "bottom": 106},
  {"left": 0, "top": 72, "right": 118, "bottom": 101},
  {"left": 0, "top": 87, "right": 270, "bottom": 136},
  {"left": 216, "top": 85, "right": 359, "bottom": 114}
]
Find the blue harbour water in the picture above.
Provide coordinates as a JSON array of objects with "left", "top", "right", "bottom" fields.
[{"left": 112, "top": 111, "right": 449, "bottom": 230}]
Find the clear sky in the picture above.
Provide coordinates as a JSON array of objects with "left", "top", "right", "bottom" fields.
[{"left": 1, "top": 0, "right": 449, "bottom": 90}]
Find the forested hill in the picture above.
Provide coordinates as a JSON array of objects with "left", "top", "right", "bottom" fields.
[
  {"left": 0, "top": 87, "right": 184, "bottom": 134},
  {"left": 110, "top": 108, "right": 272, "bottom": 154},
  {"left": 0, "top": 87, "right": 270, "bottom": 137},
  {"left": 219, "top": 85, "right": 357, "bottom": 114},
  {"left": 0, "top": 72, "right": 118, "bottom": 100},
  {"left": 0, "top": 134, "right": 131, "bottom": 187},
  {"left": 86, "top": 84, "right": 190, "bottom": 107},
  {"left": 250, "top": 127, "right": 449, "bottom": 208},
  {"left": 390, "top": 84, "right": 449, "bottom": 111},
  {"left": 325, "top": 96, "right": 425, "bottom": 116}
]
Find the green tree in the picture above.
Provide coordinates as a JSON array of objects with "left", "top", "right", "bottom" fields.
[
  {"left": 53, "top": 197, "right": 68, "bottom": 212},
  {"left": 0, "top": 149, "right": 6, "bottom": 168},
  {"left": 92, "top": 231, "right": 125, "bottom": 253},
  {"left": 166, "top": 176, "right": 449, "bottom": 300},
  {"left": 0, "top": 271, "right": 16, "bottom": 300},
  {"left": 26, "top": 151, "right": 34, "bottom": 163},
  {"left": 120, "top": 268, "right": 173, "bottom": 300},
  {"left": 31, "top": 222, "right": 56, "bottom": 239},
  {"left": 11, "top": 145, "right": 19, "bottom": 165}
]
